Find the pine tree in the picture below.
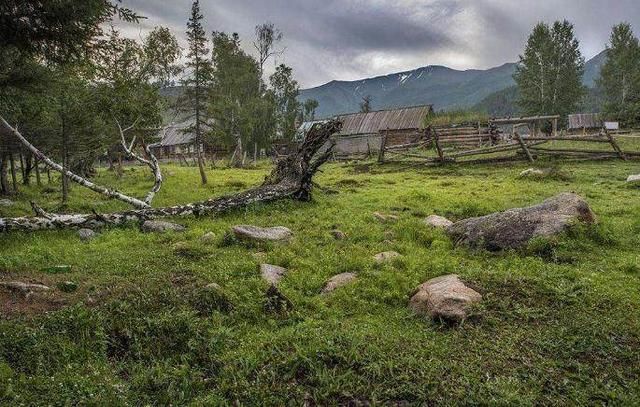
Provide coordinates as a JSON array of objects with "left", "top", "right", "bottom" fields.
[
  {"left": 598, "top": 23, "right": 640, "bottom": 126},
  {"left": 514, "top": 20, "right": 585, "bottom": 119},
  {"left": 182, "top": 0, "right": 211, "bottom": 183}
]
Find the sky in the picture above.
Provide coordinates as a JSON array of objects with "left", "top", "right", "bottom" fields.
[{"left": 115, "top": 0, "right": 640, "bottom": 88}]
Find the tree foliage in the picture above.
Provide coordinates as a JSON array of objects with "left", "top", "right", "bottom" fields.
[
  {"left": 598, "top": 23, "right": 640, "bottom": 126},
  {"left": 270, "top": 64, "right": 300, "bottom": 141},
  {"left": 514, "top": 20, "right": 585, "bottom": 118}
]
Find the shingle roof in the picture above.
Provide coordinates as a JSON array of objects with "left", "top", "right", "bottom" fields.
[
  {"left": 158, "top": 120, "right": 194, "bottom": 147},
  {"left": 336, "top": 105, "right": 433, "bottom": 136}
]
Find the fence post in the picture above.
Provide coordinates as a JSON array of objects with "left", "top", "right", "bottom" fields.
[{"left": 377, "top": 132, "right": 387, "bottom": 163}]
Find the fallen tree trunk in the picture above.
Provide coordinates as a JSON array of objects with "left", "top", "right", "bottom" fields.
[
  {"left": 0, "top": 117, "right": 150, "bottom": 209},
  {"left": 0, "top": 120, "right": 342, "bottom": 233}
]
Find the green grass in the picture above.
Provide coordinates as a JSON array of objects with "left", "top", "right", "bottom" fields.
[
  {"left": 1, "top": 157, "right": 640, "bottom": 405},
  {"left": 424, "top": 109, "right": 490, "bottom": 127}
]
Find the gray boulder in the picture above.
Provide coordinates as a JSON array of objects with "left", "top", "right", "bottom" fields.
[
  {"left": 0, "top": 199, "right": 12, "bottom": 207},
  {"left": 409, "top": 274, "right": 481, "bottom": 322},
  {"left": 232, "top": 225, "right": 292, "bottom": 243},
  {"left": 322, "top": 272, "right": 357, "bottom": 293},
  {"left": 627, "top": 174, "right": 640, "bottom": 183},
  {"left": 141, "top": 220, "right": 186, "bottom": 233},
  {"left": 447, "top": 193, "right": 595, "bottom": 251},
  {"left": 424, "top": 215, "right": 453, "bottom": 229},
  {"left": 260, "top": 264, "right": 287, "bottom": 285},
  {"left": 78, "top": 228, "right": 96, "bottom": 241}
]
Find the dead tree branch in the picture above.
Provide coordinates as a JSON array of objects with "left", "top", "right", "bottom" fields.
[
  {"left": 116, "top": 118, "right": 163, "bottom": 204},
  {"left": 0, "top": 120, "right": 342, "bottom": 233},
  {"left": 0, "top": 116, "right": 150, "bottom": 209}
]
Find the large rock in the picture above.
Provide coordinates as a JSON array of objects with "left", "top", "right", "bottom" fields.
[
  {"left": 627, "top": 174, "right": 640, "bottom": 183},
  {"left": 141, "top": 220, "right": 186, "bottom": 233},
  {"left": 447, "top": 193, "right": 596, "bottom": 251},
  {"left": 0, "top": 199, "right": 13, "bottom": 207},
  {"left": 232, "top": 225, "right": 292, "bottom": 243},
  {"left": 322, "top": 272, "right": 357, "bottom": 293},
  {"left": 424, "top": 215, "right": 453, "bottom": 229},
  {"left": 409, "top": 274, "right": 481, "bottom": 322},
  {"left": 260, "top": 264, "right": 287, "bottom": 285}
]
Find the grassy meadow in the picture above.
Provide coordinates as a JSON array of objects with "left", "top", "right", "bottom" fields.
[{"left": 1, "top": 154, "right": 640, "bottom": 405}]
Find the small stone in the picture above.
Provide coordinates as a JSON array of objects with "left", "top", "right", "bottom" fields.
[
  {"left": 519, "top": 168, "right": 545, "bottom": 178},
  {"left": 141, "top": 220, "right": 186, "bottom": 233},
  {"left": 201, "top": 232, "right": 216, "bottom": 242},
  {"left": 409, "top": 274, "right": 482, "bottom": 322},
  {"left": 331, "top": 230, "right": 347, "bottom": 240},
  {"left": 260, "top": 264, "right": 287, "bottom": 285},
  {"left": 322, "top": 272, "right": 357, "bottom": 293},
  {"left": 627, "top": 174, "right": 640, "bottom": 183},
  {"left": 232, "top": 225, "right": 292, "bottom": 243},
  {"left": 78, "top": 228, "right": 96, "bottom": 241},
  {"left": 374, "top": 251, "right": 401, "bottom": 264},
  {"left": 424, "top": 215, "right": 453, "bottom": 229},
  {"left": 0, "top": 199, "right": 13, "bottom": 207},
  {"left": 57, "top": 281, "right": 78, "bottom": 293}
]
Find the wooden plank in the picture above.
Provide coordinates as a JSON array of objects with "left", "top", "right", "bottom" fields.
[
  {"left": 377, "top": 133, "right": 387, "bottom": 163},
  {"left": 515, "top": 133, "right": 534, "bottom": 162},
  {"left": 432, "top": 128, "right": 444, "bottom": 162},
  {"left": 605, "top": 130, "right": 626, "bottom": 160}
]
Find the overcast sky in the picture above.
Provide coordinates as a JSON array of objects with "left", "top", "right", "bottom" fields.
[{"left": 116, "top": 0, "right": 640, "bottom": 88}]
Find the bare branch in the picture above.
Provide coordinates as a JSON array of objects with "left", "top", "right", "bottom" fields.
[
  {"left": 115, "top": 118, "right": 164, "bottom": 204},
  {"left": 0, "top": 116, "right": 150, "bottom": 209}
]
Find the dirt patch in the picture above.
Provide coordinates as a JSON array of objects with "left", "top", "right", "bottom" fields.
[{"left": 0, "top": 272, "right": 84, "bottom": 318}]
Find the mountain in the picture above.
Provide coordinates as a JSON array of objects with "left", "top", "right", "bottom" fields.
[{"left": 299, "top": 52, "right": 608, "bottom": 118}]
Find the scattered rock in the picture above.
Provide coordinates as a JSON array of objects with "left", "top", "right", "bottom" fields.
[
  {"left": 627, "top": 174, "right": 640, "bottom": 183},
  {"left": 374, "top": 251, "right": 401, "bottom": 264},
  {"left": 447, "top": 193, "right": 596, "bottom": 251},
  {"left": 141, "top": 220, "right": 186, "bottom": 233},
  {"left": 264, "top": 285, "right": 293, "bottom": 314},
  {"left": 0, "top": 199, "right": 13, "bottom": 207},
  {"left": 322, "top": 272, "right": 357, "bottom": 293},
  {"left": 232, "top": 225, "right": 292, "bottom": 243},
  {"left": 78, "top": 228, "right": 96, "bottom": 241},
  {"left": 373, "top": 212, "right": 399, "bottom": 222},
  {"left": 260, "top": 264, "right": 287, "bottom": 285},
  {"left": 409, "top": 274, "right": 481, "bottom": 322},
  {"left": 424, "top": 215, "right": 453, "bottom": 229},
  {"left": 201, "top": 231, "right": 216, "bottom": 242},
  {"left": 56, "top": 281, "right": 78, "bottom": 293},
  {"left": 331, "top": 229, "right": 347, "bottom": 240},
  {"left": 0, "top": 281, "right": 51, "bottom": 294},
  {"left": 519, "top": 168, "right": 545, "bottom": 178}
]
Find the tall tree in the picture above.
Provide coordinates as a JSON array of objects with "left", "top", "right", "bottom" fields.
[
  {"left": 253, "top": 23, "right": 283, "bottom": 80},
  {"left": 514, "top": 20, "right": 585, "bottom": 118},
  {"left": 270, "top": 64, "right": 300, "bottom": 141},
  {"left": 598, "top": 23, "right": 640, "bottom": 127},
  {"left": 209, "top": 32, "right": 264, "bottom": 166},
  {"left": 182, "top": 0, "right": 211, "bottom": 184}
]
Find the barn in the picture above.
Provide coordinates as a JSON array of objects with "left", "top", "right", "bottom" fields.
[{"left": 297, "top": 105, "right": 434, "bottom": 158}]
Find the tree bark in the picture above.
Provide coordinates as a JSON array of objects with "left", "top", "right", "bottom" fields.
[
  {"left": 0, "top": 117, "right": 150, "bottom": 209},
  {"left": 0, "top": 120, "right": 341, "bottom": 233},
  {"left": 0, "top": 153, "right": 8, "bottom": 194}
]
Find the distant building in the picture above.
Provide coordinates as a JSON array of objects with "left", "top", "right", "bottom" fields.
[
  {"left": 151, "top": 119, "right": 227, "bottom": 159},
  {"left": 296, "top": 104, "right": 434, "bottom": 157}
]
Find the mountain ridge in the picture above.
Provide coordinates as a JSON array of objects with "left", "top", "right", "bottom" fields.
[{"left": 299, "top": 50, "right": 608, "bottom": 118}]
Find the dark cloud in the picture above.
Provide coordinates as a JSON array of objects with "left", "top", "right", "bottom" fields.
[{"left": 117, "top": 0, "right": 640, "bottom": 87}]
